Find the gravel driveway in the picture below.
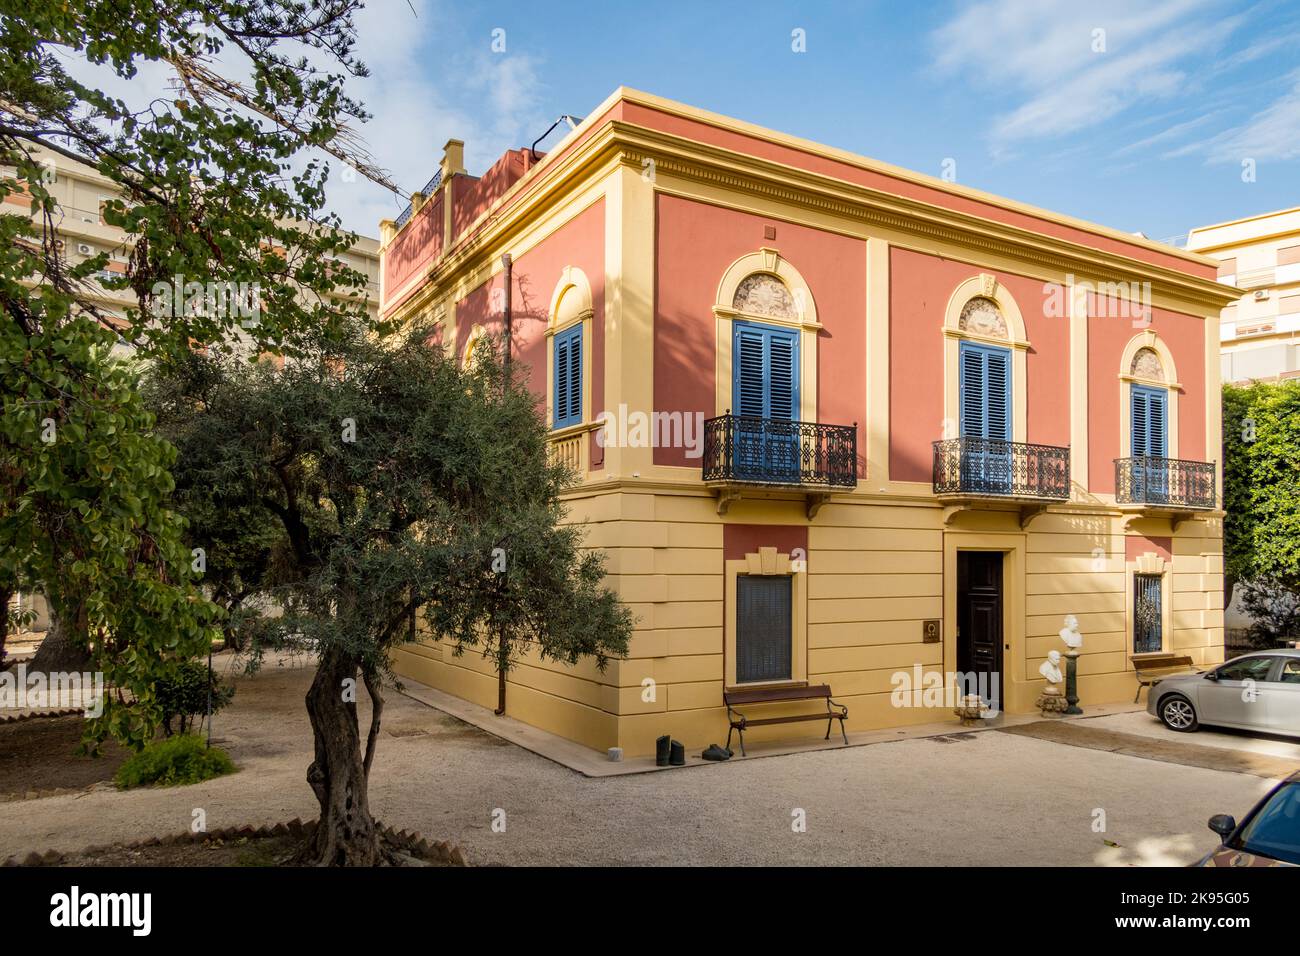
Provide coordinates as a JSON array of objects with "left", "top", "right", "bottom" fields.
[{"left": 0, "top": 658, "right": 1276, "bottom": 866}]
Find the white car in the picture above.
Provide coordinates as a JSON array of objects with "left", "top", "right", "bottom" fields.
[{"left": 1147, "top": 650, "right": 1300, "bottom": 737}]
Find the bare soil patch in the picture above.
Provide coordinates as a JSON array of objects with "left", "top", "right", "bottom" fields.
[
  {"left": 998, "top": 720, "right": 1298, "bottom": 779},
  {"left": 0, "top": 714, "right": 129, "bottom": 799},
  {"left": 61, "top": 834, "right": 301, "bottom": 867}
]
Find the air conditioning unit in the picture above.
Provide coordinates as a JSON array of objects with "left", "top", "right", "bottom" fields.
[
  {"left": 77, "top": 243, "right": 93, "bottom": 255},
  {"left": 1253, "top": 290, "right": 1270, "bottom": 301}
]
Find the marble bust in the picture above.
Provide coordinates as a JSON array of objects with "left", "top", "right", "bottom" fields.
[
  {"left": 1038, "top": 649, "right": 1063, "bottom": 692},
  {"left": 1059, "top": 614, "right": 1083, "bottom": 651}
]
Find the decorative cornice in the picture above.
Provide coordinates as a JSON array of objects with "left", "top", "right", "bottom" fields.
[
  {"left": 383, "top": 116, "right": 1237, "bottom": 324},
  {"left": 609, "top": 124, "right": 1235, "bottom": 312}
]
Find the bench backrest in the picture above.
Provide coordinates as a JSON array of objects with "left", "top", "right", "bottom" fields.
[
  {"left": 1134, "top": 655, "right": 1195, "bottom": 673},
  {"left": 724, "top": 684, "right": 832, "bottom": 706}
]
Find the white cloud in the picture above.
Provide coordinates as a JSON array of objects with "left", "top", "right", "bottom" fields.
[
  {"left": 931, "top": 0, "right": 1238, "bottom": 150},
  {"left": 325, "top": 0, "right": 550, "bottom": 236},
  {"left": 1188, "top": 75, "right": 1300, "bottom": 162},
  {"left": 53, "top": 2, "right": 552, "bottom": 237}
]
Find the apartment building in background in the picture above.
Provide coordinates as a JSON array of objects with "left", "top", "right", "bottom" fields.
[
  {"left": 3, "top": 145, "right": 382, "bottom": 337},
  {"left": 378, "top": 88, "right": 1237, "bottom": 758},
  {"left": 3, "top": 146, "right": 381, "bottom": 635},
  {"left": 1187, "top": 206, "right": 1300, "bottom": 384}
]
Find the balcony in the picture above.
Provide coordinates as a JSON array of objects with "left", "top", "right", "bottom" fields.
[
  {"left": 932, "top": 437, "right": 1070, "bottom": 527},
  {"left": 546, "top": 423, "right": 596, "bottom": 482},
  {"left": 1115, "top": 456, "right": 1216, "bottom": 528},
  {"left": 702, "top": 414, "right": 857, "bottom": 517}
]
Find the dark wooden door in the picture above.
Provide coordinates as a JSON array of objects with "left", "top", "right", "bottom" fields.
[{"left": 957, "top": 551, "right": 1004, "bottom": 710}]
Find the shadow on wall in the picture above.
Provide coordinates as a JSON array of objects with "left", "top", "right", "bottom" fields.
[{"left": 654, "top": 302, "right": 719, "bottom": 469}]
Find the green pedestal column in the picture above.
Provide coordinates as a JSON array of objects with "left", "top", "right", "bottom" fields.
[{"left": 1064, "top": 650, "right": 1082, "bottom": 715}]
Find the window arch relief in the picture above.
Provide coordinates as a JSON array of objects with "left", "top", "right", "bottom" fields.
[
  {"left": 732, "top": 273, "right": 797, "bottom": 320},
  {"left": 958, "top": 297, "right": 1008, "bottom": 339}
]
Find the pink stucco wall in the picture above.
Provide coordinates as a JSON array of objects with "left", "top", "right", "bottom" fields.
[
  {"left": 888, "top": 248, "right": 1072, "bottom": 483},
  {"left": 1087, "top": 298, "right": 1206, "bottom": 493},
  {"left": 451, "top": 149, "right": 537, "bottom": 244},
  {"left": 454, "top": 199, "right": 607, "bottom": 467},
  {"left": 1126, "top": 534, "right": 1173, "bottom": 562},
  {"left": 653, "top": 194, "right": 867, "bottom": 469},
  {"left": 622, "top": 101, "right": 1212, "bottom": 280},
  {"left": 383, "top": 192, "right": 442, "bottom": 306}
]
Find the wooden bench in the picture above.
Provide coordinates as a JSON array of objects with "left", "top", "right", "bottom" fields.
[
  {"left": 1133, "top": 654, "right": 1202, "bottom": 702},
  {"left": 724, "top": 684, "right": 848, "bottom": 756}
]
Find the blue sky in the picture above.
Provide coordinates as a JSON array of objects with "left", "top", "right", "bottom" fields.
[{"left": 334, "top": 0, "right": 1300, "bottom": 243}]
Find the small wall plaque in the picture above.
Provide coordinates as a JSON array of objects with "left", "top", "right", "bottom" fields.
[{"left": 922, "top": 619, "right": 941, "bottom": 643}]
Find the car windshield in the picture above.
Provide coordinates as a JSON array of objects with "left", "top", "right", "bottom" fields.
[{"left": 1231, "top": 782, "right": 1300, "bottom": 865}]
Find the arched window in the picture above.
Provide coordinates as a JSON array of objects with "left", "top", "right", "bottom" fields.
[
  {"left": 941, "top": 274, "right": 1030, "bottom": 447},
  {"left": 713, "top": 249, "right": 819, "bottom": 425},
  {"left": 547, "top": 266, "right": 594, "bottom": 431},
  {"left": 1129, "top": 347, "right": 1167, "bottom": 458},
  {"left": 730, "top": 274, "right": 800, "bottom": 421},
  {"left": 1119, "top": 332, "right": 1180, "bottom": 463},
  {"left": 956, "top": 298, "right": 1011, "bottom": 442}
]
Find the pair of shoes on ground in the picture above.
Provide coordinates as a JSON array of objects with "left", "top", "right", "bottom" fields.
[
  {"left": 656, "top": 735, "right": 687, "bottom": 766},
  {"left": 701, "top": 743, "right": 733, "bottom": 761}
]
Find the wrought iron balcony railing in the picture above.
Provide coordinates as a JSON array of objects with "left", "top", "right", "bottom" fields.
[
  {"left": 932, "top": 438, "right": 1070, "bottom": 500},
  {"left": 1115, "top": 457, "right": 1215, "bottom": 510},
  {"left": 703, "top": 414, "right": 857, "bottom": 488}
]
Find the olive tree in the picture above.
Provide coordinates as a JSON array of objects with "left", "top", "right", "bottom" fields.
[{"left": 149, "top": 324, "right": 633, "bottom": 865}]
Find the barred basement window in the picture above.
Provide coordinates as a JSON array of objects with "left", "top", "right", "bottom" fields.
[
  {"left": 735, "top": 575, "right": 792, "bottom": 683},
  {"left": 1134, "top": 574, "right": 1162, "bottom": 654}
]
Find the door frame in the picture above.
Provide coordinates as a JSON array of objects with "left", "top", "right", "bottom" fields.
[{"left": 944, "top": 531, "right": 1027, "bottom": 714}]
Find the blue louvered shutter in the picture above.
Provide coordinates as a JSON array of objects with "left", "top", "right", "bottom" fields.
[
  {"left": 1131, "top": 388, "right": 1148, "bottom": 457},
  {"left": 734, "top": 326, "right": 766, "bottom": 418},
  {"left": 986, "top": 348, "right": 1011, "bottom": 440},
  {"left": 960, "top": 342, "right": 1011, "bottom": 440},
  {"left": 553, "top": 325, "right": 582, "bottom": 429},
  {"left": 960, "top": 343, "right": 985, "bottom": 438},
  {"left": 1148, "top": 389, "right": 1167, "bottom": 457},
  {"left": 767, "top": 331, "right": 797, "bottom": 421},
  {"left": 732, "top": 322, "right": 799, "bottom": 420},
  {"left": 1131, "top": 385, "right": 1167, "bottom": 457}
]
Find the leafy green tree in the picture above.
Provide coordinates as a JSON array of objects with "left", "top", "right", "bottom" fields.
[
  {"left": 1222, "top": 379, "right": 1300, "bottom": 613},
  {"left": 148, "top": 323, "right": 633, "bottom": 865},
  {"left": 1, "top": 1, "right": 387, "bottom": 745}
]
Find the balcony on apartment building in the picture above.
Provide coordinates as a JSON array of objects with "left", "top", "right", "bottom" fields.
[
  {"left": 931, "top": 437, "right": 1071, "bottom": 527},
  {"left": 702, "top": 413, "right": 857, "bottom": 517},
  {"left": 1114, "top": 456, "right": 1216, "bottom": 527}
]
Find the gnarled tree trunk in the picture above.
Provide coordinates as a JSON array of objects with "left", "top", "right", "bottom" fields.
[
  {"left": 303, "top": 644, "right": 380, "bottom": 866},
  {"left": 30, "top": 604, "right": 92, "bottom": 673}
]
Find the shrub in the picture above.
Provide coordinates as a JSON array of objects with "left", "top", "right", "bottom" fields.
[
  {"left": 1241, "top": 583, "right": 1300, "bottom": 649},
  {"left": 156, "top": 660, "right": 235, "bottom": 736},
  {"left": 115, "top": 734, "right": 236, "bottom": 789}
]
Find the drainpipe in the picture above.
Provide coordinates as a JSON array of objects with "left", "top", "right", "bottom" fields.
[
  {"left": 495, "top": 252, "right": 513, "bottom": 717},
  {"left": 501, "top": 253, "right": 513, "bottom": 376}
]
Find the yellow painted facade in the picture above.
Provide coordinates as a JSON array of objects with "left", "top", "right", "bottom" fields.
[{"left": 383, "top": 89, "right": 1237, "bottom": 757}]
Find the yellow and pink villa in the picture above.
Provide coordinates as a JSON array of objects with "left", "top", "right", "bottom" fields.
[{"left": 380, "top": 88, "right": 1236, "bottom": 757}]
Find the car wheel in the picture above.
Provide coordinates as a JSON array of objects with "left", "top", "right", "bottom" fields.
[{"left": 1158, "top": 694, "right": 1199, "bottom": 732}]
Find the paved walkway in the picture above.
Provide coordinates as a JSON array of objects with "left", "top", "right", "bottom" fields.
[{"left": 0, "top": 659, "right": 1282, "bottom": 866}]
